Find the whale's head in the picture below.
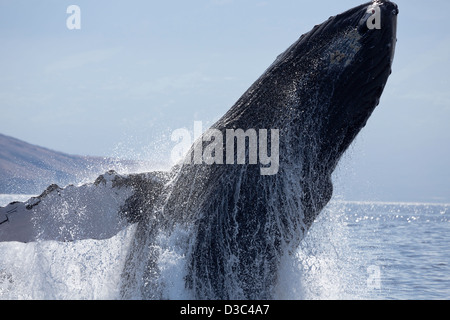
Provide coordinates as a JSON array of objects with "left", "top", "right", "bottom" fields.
[
  {"left": 298, "top": 0, "right": 399, "bottom": 172},
  {"left": 318, "top": 0, "right": 398, "bottom": 169},
  {"left": 260, "top": 0, "right": 399, "bottom": 224}
]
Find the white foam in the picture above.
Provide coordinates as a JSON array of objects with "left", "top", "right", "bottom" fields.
[{"left": 0, "top": 224, "right": 136, "bottom": 300}]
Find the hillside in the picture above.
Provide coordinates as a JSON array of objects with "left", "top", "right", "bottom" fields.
[{"left": 0, "top": 133, "right": 147, "bottom": 194}]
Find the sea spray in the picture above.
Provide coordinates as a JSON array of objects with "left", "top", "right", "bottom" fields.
[
  {"left": 275, "top": 200, "right": 365, "bottom": 299},
  {"left": 0, "top": 225, "right": 136, "bottom": 299}
]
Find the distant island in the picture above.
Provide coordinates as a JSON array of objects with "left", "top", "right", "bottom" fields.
[{"left": 0, "top": 133, "right": 156, "bottom": 194}]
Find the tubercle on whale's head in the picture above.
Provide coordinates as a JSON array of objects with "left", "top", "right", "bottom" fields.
[{"left": 315, "top": 1, "right": 398, "bottom": 171}]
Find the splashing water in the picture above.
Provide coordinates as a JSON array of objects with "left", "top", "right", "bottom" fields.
[
  {"left": 0, "top": 225, "right": 136, "bottom": 299},
  {"left": 276, "top": 200, "right": 371, "bottom": 300},
  {"left": 0, "top": 196, "right": 372, "bottom": 300}
]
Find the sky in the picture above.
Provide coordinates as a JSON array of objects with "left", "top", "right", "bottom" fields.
[{"left": 0, "top": 0, "right": 449, "bottom": 203}]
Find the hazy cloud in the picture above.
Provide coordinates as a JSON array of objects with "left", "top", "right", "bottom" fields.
[{"left": 45, "top": 48, "right": 121, "bottom": 74}]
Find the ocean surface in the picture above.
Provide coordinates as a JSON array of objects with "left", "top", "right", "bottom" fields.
[{"left": 0, "top": 194, "right": 449, "bottom": 300}]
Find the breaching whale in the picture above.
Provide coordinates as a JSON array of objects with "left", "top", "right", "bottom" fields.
[
  {"left": 120, "top": 0, "right": 399, "bottom": 299},
  {"left": 0, "top": 0, "right": 398, "bottom": 300}
]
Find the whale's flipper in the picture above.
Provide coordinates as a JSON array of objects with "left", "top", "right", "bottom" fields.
[{"left": 0, "top": 170, "right": 170, "bottom": 243}]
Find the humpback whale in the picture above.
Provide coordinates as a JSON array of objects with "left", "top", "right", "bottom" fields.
[{"left": 120, "top": 0, "right": 399, "bottom": 299}]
